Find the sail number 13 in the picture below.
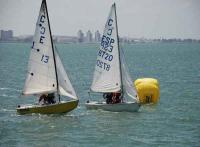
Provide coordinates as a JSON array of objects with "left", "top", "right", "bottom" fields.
[{"left": 41, "top": 55, "right": 49, "bottom": 63}]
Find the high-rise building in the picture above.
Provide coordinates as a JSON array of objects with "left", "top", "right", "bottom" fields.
[
  {"left": 77, "top": 30, "right": 84, "bottom": 43},
  {"left": 94, "top": 30, "right": 101, "bottom": 42},
  {"left": 86, "top": 30, "right": 93, "bottom": 43},
  {"left": 0, "top": 30, "right": 13, "bottom": 41}
]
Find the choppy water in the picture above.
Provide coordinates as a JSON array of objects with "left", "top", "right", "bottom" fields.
[{"left": 0, "top": 42, "right": 200, "bottom": 146}]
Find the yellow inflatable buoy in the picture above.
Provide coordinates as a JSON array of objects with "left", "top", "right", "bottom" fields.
[{"left": 134, "top": 78, "right": 160, "bottom": 104}]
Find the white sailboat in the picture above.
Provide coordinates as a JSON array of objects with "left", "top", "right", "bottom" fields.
[
  {"left": 85, "top": 3, "right": 140, "bottom": 112},
  {"left": 17, "top": 0, "right": 78, "bottom": 114}
]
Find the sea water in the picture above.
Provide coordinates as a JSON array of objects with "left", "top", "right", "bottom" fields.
[{"left": 0, "top": 42, "right": 199, "bottom": 146}]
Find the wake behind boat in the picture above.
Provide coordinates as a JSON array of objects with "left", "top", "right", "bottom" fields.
[
  {"left": 17, "top": 0, "right": 78, "bottom": 114},
  {"left": 85, "top": 3, "right": 140, "bottom": 112}
]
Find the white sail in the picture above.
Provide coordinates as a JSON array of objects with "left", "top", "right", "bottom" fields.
[
  {"left": 22, "top": 1, "right": 57, "bottom": 95},
  {"left": 120, "top": 48, "right": 139, "bottom": 102},
  {"left": 91, "top": 4, "right": 121, "bottom": 93},
  {"left": 55, "top": 50, "right": 78, "bottom": 99}
]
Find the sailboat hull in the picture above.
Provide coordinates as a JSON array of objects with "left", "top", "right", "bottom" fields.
[
  {"left": 85, "top": 101, "right": 140, "bottom": 112},
  {"left": 16, "top": 100, "right": 78, "bottom": 115}
]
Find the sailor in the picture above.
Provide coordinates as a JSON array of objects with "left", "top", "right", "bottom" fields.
[
  {"left": 112, "top": 91, "right": 121, "bottom": 104},
  {"left": 46, "top": 93, "right": 56, "bottom": 104},
  {"left": 39, "top": 94, "right": 48, "bottom": 105},
  {"left": 103, "top": 93, "right": 112, "bottom": 104},
  {"left": 39, "top": 93, "right": 56, "bottom": 105}
]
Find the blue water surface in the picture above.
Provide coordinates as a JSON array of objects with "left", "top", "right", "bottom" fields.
[{"left": 0, "top": 42, "right": 199, "bottom": 146}]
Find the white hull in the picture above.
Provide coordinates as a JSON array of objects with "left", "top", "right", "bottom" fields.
[{"left": 85, "top": 101, "right": 141, "bottom": 112}]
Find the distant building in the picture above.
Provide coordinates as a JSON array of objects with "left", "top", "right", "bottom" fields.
[
  {"left": 0, "top": 30, "right": 13, "bottom": 41},
  {"left": 56, "top": 36, "right": 77, "bottom": 43},
  {"left": 77, "top": 30, "right": 84, "bottom": 43},
  {"left": 86, "top": 30, "right": 93, "bottom": 43},
  {"left": 15, "top": 35, "right": 33, "bottom": 42},
  {"left": 94, "top": 30, "right": 101, "bottom": 42}
]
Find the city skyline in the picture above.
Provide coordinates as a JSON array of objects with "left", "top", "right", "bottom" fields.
[
  {"left": 0, "top": 0, "right": 200, "bottom": 39},
  {"left": 1, "top": 29, "right": 199, "bottom": 44}
]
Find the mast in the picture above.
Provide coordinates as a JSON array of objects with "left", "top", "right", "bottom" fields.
[
  {"left": 113, "top": 3, "right": 124, "bottom": 98},
  {"left": 43, "top": 0, "right": 60, "bottom": 102}
]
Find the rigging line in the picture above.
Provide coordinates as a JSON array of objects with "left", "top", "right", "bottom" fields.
[
  {"left": 43, "top": 0, "right": 60, "bottom": 102},
  {"left": 113, "top": 3, "right": 124, "bottom": 98}
]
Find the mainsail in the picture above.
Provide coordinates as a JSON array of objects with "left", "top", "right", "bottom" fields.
[
  {"left": 23, "top": 1, "right": 56, "bottom": 95},
  {"left": 91, "top": 4, "right": 121, "bottom": 93},
  {"left": 22, "top": 0, "right": 77, "bottom": 100},
  {"left": 91, "top": 3, "right": 138, "bottom": 101}
]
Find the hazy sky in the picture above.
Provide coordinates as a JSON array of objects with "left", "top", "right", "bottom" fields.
[{"left": 0, "top": 0, "right": 200, "bottom": 39}]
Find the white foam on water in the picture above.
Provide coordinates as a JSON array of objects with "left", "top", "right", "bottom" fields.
[
  {"left": 1, "top": 94, "right": 16, "bottom": 98},
  {"left": 1, "top": 108, "right": 15, "bottom": 112},
  {"left": 0, "top": 87, "right": 21, "bottom": 92}
]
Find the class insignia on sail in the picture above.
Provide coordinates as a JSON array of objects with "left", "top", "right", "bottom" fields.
[
  {"left": 16, "top": 0, "right": 78, "bottom": 115},
  {"left": 85, "top": 3, "right": 141, "bottom": 112}
]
